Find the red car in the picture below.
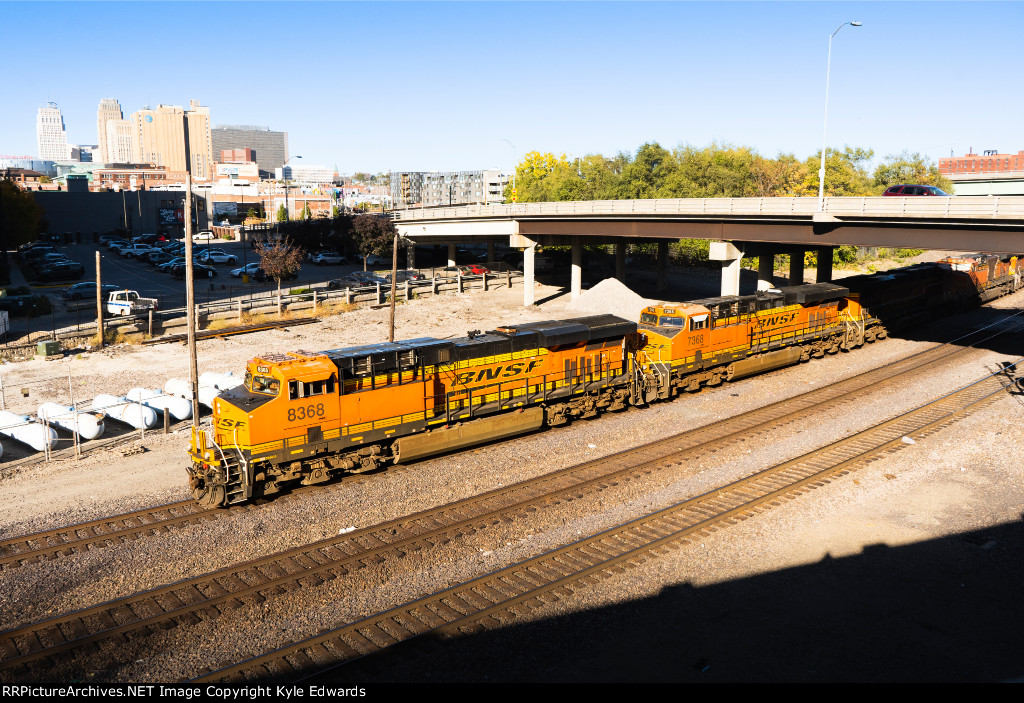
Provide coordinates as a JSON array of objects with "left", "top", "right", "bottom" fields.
[
  {"left": 882, "top": 184, "right": 950, "bottom": 196},
  {"left": 459, "top": 264, "right": 491, "bottom": 275}
]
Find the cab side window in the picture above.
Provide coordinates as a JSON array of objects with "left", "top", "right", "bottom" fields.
[{"left": 289, "top": 376, "right": 336, "bottom": 400}]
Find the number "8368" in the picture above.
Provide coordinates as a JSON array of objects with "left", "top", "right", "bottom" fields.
[{"left": 288, "top": 403, "right": 325, "bottom": 422}]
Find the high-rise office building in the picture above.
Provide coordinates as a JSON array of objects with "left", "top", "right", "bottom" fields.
[
  {"left": 212, "top": 125, "right": 288, "bottom": 175},
  {"left": 105, "top": 119, "right": 134, "bottom": 163},
  {"left": 36, "top": 102, "right": 71, "bottom": 161},
  {"left": 96, "top": 98, "right": 123, "bottom": 164},
  {"left": 131, "top": 100, "right": 213, "bottom": 180}
]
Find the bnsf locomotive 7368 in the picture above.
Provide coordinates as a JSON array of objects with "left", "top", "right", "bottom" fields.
[{"left": 187, "top": 254, "right": 1023, "bottom": 508}]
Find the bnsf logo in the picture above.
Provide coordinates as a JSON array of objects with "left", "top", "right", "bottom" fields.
[
  {"left": 757, "top": 312, "right": 798, "bottom": 327},
  {"left": 456, "top": 360, "right": 542, "bottom": 386}
]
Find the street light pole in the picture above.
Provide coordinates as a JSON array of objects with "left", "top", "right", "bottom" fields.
[
  {"left": 281, "top": 155, "right": 302, "bottom": 222},
  {"left": 818, "top": 20, "right": 862, "bottom": 211},
  {"left": 499, "top": 138, "right": 516, "bottom": 202}
]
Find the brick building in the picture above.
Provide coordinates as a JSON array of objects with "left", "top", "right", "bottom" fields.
[{"left": 939, "top": 150, "right": 1024, "bottom": 175}]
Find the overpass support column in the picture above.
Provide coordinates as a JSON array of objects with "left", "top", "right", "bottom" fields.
[
  {"left": 816, "top": 246, "right": 834, "bottom": 283},
  {"left": 709, "top": 241, "right": 742, "bottom": 297},
  {"left": 757, "top": 253, "right": 775, "bottom": 291},
  {"left": 657, "top": 241, "right": 669, "bottom": 292},
  {"left": 523, "top": 243, "right": 537, "bottom": 306},
  {"left": 789, "top": 251, "right": 804, "bottom": 285},
  {"left": 615, "top": 242, "right": 626, "bottom": 282},
  {"left": 571, "top": 239, "right": 583, "bottom": 301},
  {"left": 447, "top": 242, "right": 457, "bottom": 267}
]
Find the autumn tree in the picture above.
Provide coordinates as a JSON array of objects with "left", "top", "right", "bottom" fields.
[
  {"left": 352, "top": 214, "right": 397, "bottom": 270},
  {"left": 873, "top": 151, "right": 953, "bottom": 194},
  {"left": 254, "top": 235, "right": 303, "bottom": 297},
  {"left": 797, "top": 146, "right": 875, "bottom": 197}
]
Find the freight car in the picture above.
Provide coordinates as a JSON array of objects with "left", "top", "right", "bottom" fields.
[{"left": 186, "top": 259, "right": 1023, "bottom": 508}]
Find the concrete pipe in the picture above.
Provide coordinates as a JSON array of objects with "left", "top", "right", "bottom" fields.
[
  {"left": 91, "top": 394, "right": 158, "bottom": 430},
  {"left": 0, "top": 410, "right": 59, "bottom": 452},
  {"left": 199, "top": 371, "right": 243, "bottom": 390},
  {"left": 37, "top": 403, "right": 105, "bottom": 440},
  {"left": 127, "top": 388, "right": 193, "bottom": 421}
]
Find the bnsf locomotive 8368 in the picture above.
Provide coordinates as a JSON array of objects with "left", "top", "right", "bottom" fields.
[{"left": 187, "top": 255, "right": 1023, "bottom": 508}]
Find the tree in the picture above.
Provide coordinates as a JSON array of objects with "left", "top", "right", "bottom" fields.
[
  {"left": 276, "top": 204, "right": 288, "bottom": 222},
  {"left": 300, "top": 203, "right": 312, "bottom": 220},
  {"left": 1, "top": 178, "right": 46, "bottom": 250},
  {"left": 798, "top": 146, "right": 875, "bottom": 197},
  {"left": 873, "top": 151, "right": 954, "bottom": 194},
  {"left": 254, "top": 235, "right": 303, "bottom": 297},
  {"left": 616, "top": 142, "right": 676, "bottom": 199},
  {"left": 352, "top": 214, "right": 397, "bottom": 270}
]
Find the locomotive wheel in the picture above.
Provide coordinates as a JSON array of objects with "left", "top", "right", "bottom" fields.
[{"left": 193, "top": 483, "right": 227, "bottom": 509}]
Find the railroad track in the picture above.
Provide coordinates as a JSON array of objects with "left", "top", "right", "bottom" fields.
[
  {"left": 195, "top": 363, "right": 1018, "bottom": 683},
  {"left": 0, "top": 348, "right": 1018, "bottom": 678},
  {"left": 2, "top": 314, "right": 1018, "bottom": 571},
  {"left": 0, "top": 499, "right": 210, "bottom": 569}
]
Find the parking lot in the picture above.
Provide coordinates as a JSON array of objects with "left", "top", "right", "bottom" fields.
[{"left": 3, "top": 237, "right": 516, "bottom": 343}]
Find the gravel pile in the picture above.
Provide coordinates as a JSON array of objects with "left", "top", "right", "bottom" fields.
[
  {"left": 565, "top": 277, "right": 659, "bottom": 320},
  {"left": 2, "top": 266, "right": 1024, "bottom": 682}
]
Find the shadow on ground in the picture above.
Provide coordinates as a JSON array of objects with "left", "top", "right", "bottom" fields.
[{"left": 317, "top": 515, "right": 1024, "bottom": 682}]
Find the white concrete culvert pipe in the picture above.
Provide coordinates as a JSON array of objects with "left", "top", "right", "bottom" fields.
[
  {"left": 91, "top": 394, "right": 159, "bottom": 430},
  {"left": 37, "top": 403, "right": 106, "bottom": 440},
  {"left": 166, "top": 375, "right": 238, "bottom": 409},
  {"left": 126, "top": 388, "right": 193, "bottom": 421},
  {"left": 198, "top": 371, "right": 243, "bottom": 390},
  {"left": 0, "top": 410, "right": 59, "bottom": 452}
]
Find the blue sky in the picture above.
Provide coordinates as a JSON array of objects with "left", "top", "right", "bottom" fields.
[{"left": 4, "top": 1, "right": 1023, "bottom": 174}]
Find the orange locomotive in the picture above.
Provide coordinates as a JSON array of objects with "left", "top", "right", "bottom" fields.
[
  {"left": 188, "top": 315, "right": 645, "bottom": 507},
  {"left": 635, "top": 282, "right": 883, "bottom": 400}
]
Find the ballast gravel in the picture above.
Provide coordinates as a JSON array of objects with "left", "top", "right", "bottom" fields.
[{"left": 2, "top": 257, "right": 1024, "bottom": 683}]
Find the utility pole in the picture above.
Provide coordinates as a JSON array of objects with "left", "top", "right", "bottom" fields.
[
  {"left": 183, "top": 115, "right": 200, "bottom": 425},
  {"left": 95, "top": 251, "right": 103, "bottom": 349},
  {"left": 388, "top": 233, "right": 399, "bottom": 343}
]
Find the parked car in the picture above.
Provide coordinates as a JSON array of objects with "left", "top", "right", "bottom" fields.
[
  {"left": 158, "top": 256, "right": 200, "bottom": 273},
  {"left": 460, "top": 264, "right": 491, "bottom": 275},
  {"left": 327, "top": 276, "right": 363, "bottom": 290},
  {"left": 351, "top": 271, "right": 386, "bottom": 285},
  {"left": 104, "top": 239, "right": 130, "bottom": 250},
  {"left": 36, "top": 261, "right": 85, "bottom": 281},
  {"left": 363, "top": 254, "right": 386, "bottom": 266},
  {"left": 171, "top": 262, "right": 218, "bottom": 279},
  {"left": 197, "top": 249, "right": 238, "bottom": 265},
  {"left": 311, "top": 251, "right": 346, "bottom": 266},
  {"left": 23, "top": 246, "right": 57, "bottom": 263},
  {"left": 384, "top": 270, "right": 426, "bottom": 283},
  {"left": 882, "top": 184, "right": 950, "bottom": 196},
  {"left": 121, "top": 244, "right": 158, "bottom": 259},
  {"left": 230, "top": 263, "right": 262, "bottom": 279},
  {"left": 61, "top": 282, "right": 121, "bottom": 300},
  {"left": 192, "top": 230, "right": 216, "bottom": 241},
  {"left": 147, "top": 251, "right": 174, "bottom": 266}
]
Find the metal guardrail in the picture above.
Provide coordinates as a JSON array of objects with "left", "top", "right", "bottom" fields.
[
  {"left": 392, "top": 196, "right": 1024, "bottom": 222},
  {"left": 0, "top": 271, "right": 522, "bottom": 349}
]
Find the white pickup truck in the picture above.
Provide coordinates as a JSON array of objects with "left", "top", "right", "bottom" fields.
[{"left": 107, "top": 290, "right": 158, "bottom": 316}]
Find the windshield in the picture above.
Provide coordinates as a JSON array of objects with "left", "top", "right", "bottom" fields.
[
  {"left": 659, "top": 316, "right": 684, "bottom": 326},
  {"left": 639, "top": 313, "right": 658, "bottom": 325},
  {"left": 246, "top": 372, "right": 280, "bottom": 396}
]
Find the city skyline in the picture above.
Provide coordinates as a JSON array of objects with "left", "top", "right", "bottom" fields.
[{"left": 4, "top": 1, "right": 1023, "bottom": 175}]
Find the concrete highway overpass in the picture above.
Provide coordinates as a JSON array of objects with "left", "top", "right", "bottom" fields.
[{"left": 394, "top": 196, "right": 1024, "bottom": 305}]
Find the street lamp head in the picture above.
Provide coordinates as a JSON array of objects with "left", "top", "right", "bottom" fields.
[{"left": 851, "top": 21, "right": 862, "bottom": 26}]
